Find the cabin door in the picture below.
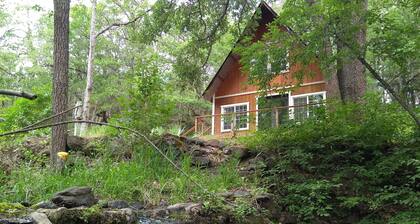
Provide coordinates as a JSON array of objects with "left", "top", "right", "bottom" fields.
[{"left": 258, "top": 94, "right": 289, "bottom": 130}]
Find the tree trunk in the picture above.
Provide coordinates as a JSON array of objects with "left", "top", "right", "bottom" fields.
[
  {"left": 52, "top": 0, "right": 70, "bottom": 170},
  {"left": 336, "top": 0, "right": 367, "bottom": 103},
  {"left": 80, "top": 0, "right": 97, "bottom": 135}
]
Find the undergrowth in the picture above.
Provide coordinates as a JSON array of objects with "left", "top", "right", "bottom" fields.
[
  {"left": 0, "top": 141, "right": 251, "bottom": 206},
  {"left": 241, "top": 95, "right": 419, "bottom": 223}
]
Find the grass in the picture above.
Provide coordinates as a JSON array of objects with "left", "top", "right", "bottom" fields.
[{"left": 0, "top": 142, "right": 253, "bottom": 206}]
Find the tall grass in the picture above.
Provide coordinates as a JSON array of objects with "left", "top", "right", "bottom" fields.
[{"left": 0, "top": 144, "right": 248, "bottom": 205}]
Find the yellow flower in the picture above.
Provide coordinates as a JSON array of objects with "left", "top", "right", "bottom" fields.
[{"left": 57, "top": 152, "right": 69, "bottom": 161}]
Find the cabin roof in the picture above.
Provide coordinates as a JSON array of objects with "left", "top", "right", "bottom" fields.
[{"left": 202, "top": 1, "right": 278, "bottom": 101}]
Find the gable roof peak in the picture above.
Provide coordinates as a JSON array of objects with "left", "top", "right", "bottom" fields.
[{"left": 202, "top": 1, "right": 278, "bottom": 100}]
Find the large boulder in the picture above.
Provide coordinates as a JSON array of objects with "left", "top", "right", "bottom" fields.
[
  {"left": 160, "top": 134, "right": 231, "bottom": 168},
  {"left": 51, "top": 187, "right": 98, "bottom": 208},
  {"left": 29, "top": 212, "right": 51, "bottom": 224},
  {"left": 66, "top": 136, "right": 87, "bottom": 152},
  {"left": 38, "top": 207, "right": 137, "bottom": 224}
]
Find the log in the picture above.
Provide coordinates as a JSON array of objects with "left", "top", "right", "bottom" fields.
[{"left": 0, "top": 89, "right": 37, "bottom": 100}]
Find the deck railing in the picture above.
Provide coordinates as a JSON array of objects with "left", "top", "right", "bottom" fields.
[{"left": 192, "top": 102, "right": 325, "bottom": 137}]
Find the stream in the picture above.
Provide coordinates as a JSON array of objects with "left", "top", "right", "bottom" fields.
[{"left": 138, "top": 217, "right": 176, "bottom": 224}]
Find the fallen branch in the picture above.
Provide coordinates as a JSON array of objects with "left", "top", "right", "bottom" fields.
[
  {"left": 0, "top": 89, "right": 37, "bottom": 100},
  {"left": 0, "top": 120, "right": 206, "bottom": 191}
]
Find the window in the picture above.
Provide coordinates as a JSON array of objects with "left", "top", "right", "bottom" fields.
[
  {"left": 267, "top": 52, "right": 289, "bottom": 74},
  {"left": 291, "top": 92, "right": 325, "bottom": 121},
  {"left": 221, "top": 103, "right": 249, "bottom": 132}
]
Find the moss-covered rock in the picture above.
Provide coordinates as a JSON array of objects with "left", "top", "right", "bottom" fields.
[{"left": 0, "top": 202, "right": 27, "bottom": 217}]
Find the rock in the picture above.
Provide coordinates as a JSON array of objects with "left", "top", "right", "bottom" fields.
[
  {"left": 0, "top": 203, "right": 27, "bottom": 218},
  {"left": 22, "top": 137, "right": 50, "bottom": 157},
  {"left": 184, "top": 203, "right": 202, "bottom": 215},
  {"left": 255, "top": 193, "right": 281, "bottom": 219},
  {"left": 185, "top": 138, "right": 206, "bottom": 147},
  {"left": 229, "top": 147, "right": 255, "bottom": 161},
  {"left": 129, "top": 202, "right": 144, "bottom": 210},
  {"left": 189, "top": 145, "right": 205, "bottom": 156},
  {"left": 219, "top": 189, "right": 251, "bottom": 200},
  {"left": 51, "top": 186, "right": 98, "bottom": 208},
  {"left": 40, "top": 207, "right": 137, "bottom": 224},
  {"left": 66, "top": 136, "right": 87, "bottom": 152},
  {"left": 29, "top": 212, "right": 51, "bottom": 224},
  {"left": 101, "top": 208, "right": 137, "bottom": 224},
  {"left": 166, "top": 203, "right": 202, "bottom": 218},
  {"left": 191, "top": 156, "right": 211, "bottom": 168},
  {"left": 32, "top": 202, "right": 57, "bottom": 210},
  {"left": 107, "top": 200, "right": 129, "bottom": 209},
  {"left": 166, "top": 203, "right": 200, "bottom": 213},
  {"left": 205, "top": 139, "right": 225, "bottom": 148},
  {"left": 145, "top": 208, "right": 169, "bottom": 218}
]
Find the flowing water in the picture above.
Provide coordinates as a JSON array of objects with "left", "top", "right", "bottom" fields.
[{"left": 138, "top": 217, "right": 176, "bottom": 224}]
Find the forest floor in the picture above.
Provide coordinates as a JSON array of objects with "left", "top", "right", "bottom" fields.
[{"left": 0, "top": 133, "right": 275, "bottom": 224}]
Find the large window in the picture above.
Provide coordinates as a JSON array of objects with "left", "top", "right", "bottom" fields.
[
  {"left": 291, "top": 92, "right": 325, "bottom": 121},
  {"left": 221, "top": 103, "right": 249, "bottom": 132}
]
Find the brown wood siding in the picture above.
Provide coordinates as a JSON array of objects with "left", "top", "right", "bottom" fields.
[
  {"left": 291, "top": 83, "right": 325, "bottom": 96},
  {"left": 208, "top": 3, "right": 328, "bottom": 136},
  {"left": 214, "top": 94, "right": 258, "bottom": 136}
]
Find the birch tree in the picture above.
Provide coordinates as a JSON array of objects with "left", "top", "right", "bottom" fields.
[{"left": 80, "top": 0, "right": 97, "bottom": 134}]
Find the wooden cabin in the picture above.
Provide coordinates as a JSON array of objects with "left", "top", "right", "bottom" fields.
[{"left": 197, "top": 2, "right": 333, "bottom": 137}]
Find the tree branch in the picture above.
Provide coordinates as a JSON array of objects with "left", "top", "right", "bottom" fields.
[
  {"left": 95, "top": 10, "right": 150, "bottom": 38},
  {"left": 357, "top": 57, "right": 420, "bottom": 127},
  {"left": 0, "top": 89, "right": 37, "bottom": 100}
]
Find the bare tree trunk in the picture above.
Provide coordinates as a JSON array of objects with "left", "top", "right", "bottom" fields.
[
  {"left": 336, "top": 0, "right": 367, "bottom": 103},
  {"left": 80, "top": 0, "right": 97, "bottom": 135},
  {"left": 52, "top": 0, "right": 70, "bottom": 170}
]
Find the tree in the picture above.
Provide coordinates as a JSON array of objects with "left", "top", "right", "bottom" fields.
[
  {"left": 52, "top": 0, "right": 70, "bottom": 169},
  {"left": 235, "top": 0, "right": 419, "bottom": 126},
  {"left": 80, "top": 0, "right": 97, "bottom": 134},
  {"left": 335, "top": 0, "right": 367, "bottom": 102}
]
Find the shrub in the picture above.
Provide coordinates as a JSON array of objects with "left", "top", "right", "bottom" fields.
[
  {"left": 0, "top": 84, "right": 51, "bottom": 133},
  {"left": 242, "top": 95, "right": 419, "bottom": 223}
]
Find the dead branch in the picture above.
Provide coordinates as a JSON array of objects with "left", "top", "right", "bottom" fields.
[
  {"left": 96, "top": 9, "right": 151, "bottom": 38},
  {"left": 0, "top": 89, "right": 37, "bottom": 100}
]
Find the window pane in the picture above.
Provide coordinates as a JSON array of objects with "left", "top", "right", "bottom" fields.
[
  {"left": 293, "top": 97, "right": 308, "bottom": 121},
  {"left": 223, "top": 106, "right": 234, "bottom": 113},
  {"left": 309, "top": 94, "right": 323, "bottom": 104},
  {"left": 235, "top": 104, "right": 248, "bottom": 129},
  {"left": 222, "top": 106, "right": 234, "bottom": 130},
  {"left": 308, "top": 94, "right": 324, "bottom": 117}
]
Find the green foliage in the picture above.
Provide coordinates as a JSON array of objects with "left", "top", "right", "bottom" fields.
[
  {"left": 120, "top": 57, "right": 175, "bottom": 134},
  {"left": 242, "top": 95, "right": 419, "bottom": 223},
  {"left": 0, "top": 84, "right": 51, "bottom": 133},
  {"left": 0, "top": 142, "right": 249, "bottom": 206},
  {"left": 0, "top": 202, "right": 26, "bottom": 217}
]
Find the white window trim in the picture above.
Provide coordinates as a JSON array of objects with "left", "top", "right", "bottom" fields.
[
  {"left": 221, "top": 102, "right": 250, "bottom": 132},
  {"left": 289, "top": 91, "right": 326, "bottom": 119}
]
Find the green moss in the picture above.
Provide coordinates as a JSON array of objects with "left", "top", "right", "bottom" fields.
[
  {"left": 81, "top": 204, "right": 102, "bottom": 222},
  {"left": 0, "top": 202, "right": 26, "bottom": 217}
]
